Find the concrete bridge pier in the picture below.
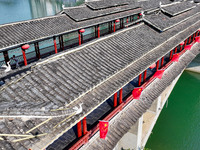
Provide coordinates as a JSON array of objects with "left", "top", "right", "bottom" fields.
[{"left": 113, "top": 73, "right": 182, "bottom": 150}]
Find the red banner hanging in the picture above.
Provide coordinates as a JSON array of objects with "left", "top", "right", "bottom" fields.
[
  {"left": 153, "top": 70, "right": 165, "bottom": 79},
  {"left": 132, "top": 87, "right": 143, "bottom": 100},
  {"left": 171, "top": 54, "right": 180, "bottom": 62},
  {"left": 195, "top": 36, "right": 200, "bottom": 43},
  {"left": 99, "top": 121, "right": 109, "bottom": 139},
  {"left": 184, "top": 45, "right": 193, "bottom": 50}
]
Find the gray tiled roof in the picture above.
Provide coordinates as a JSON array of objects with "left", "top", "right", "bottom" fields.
[
  {"left": 0, "top": 1, "right": 200, "bottom": 149},
  {"left": 63, "top": 4, "right": 140, "bottom": 22},
  {"left": 144, "top": 5, "right": 200, "bottom": 31},
  {"left": 161, "top": 1, "right": 196, "bottom": 16},
  {"left": 2, "top": 11, "right": 200, "bottom": 117},
  {"left": 80, "top": 43, "right": 200, "bottom": 150},
  {"left": 0, "top": 10, "right": 199, "bottom": 149},
  {"left": 86, "top": 0, "right": 131, "bottom": 10},
  {"left": 0, "top": 6, "right": 142, "bottom": 51}
]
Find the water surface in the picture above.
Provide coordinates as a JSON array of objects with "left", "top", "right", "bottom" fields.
[
  {"left": 0, "top": 0, "right": 84, "bottom": 25},
  {"left": 146, "top": 71, "right": 200, "bottom": 150}
]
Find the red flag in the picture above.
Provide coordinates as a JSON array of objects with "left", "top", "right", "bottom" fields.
[
  {"left": 153, "top": 70, "right": 165, "bottom": 79},
  {"left": 195, "top": 36, "right": 200, "bottom": 43},
  {"left": 180, "top": 41, "right": 184, "bottom": 46},
  {"left": 171, "top": 54, "right": 180, "bottom": 62},
  {"left": 132, "top": 87, "right": 143, "bottom": 100},
  {"left": 149, "top": 63, "right": 156, "bottom": 69},
  {"left": 99, "top": 121, "right": 109, "bottom": 139},
  {"left": 184, "top": 45, "right": 193, "bottom": 50}
]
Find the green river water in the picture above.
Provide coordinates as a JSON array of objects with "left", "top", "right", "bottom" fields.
[
  {"left": 0, "top": 1, "right": 200, "bottom": 150},
  {"left": 146, "top": 71, "right": 200, "bottom": 150}
]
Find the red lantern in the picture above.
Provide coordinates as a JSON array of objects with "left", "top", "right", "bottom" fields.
[
  {"left": 22, "top": 44, "right": 30, "bottom": 50},
  {"left": 79, "top": 29, "right": 85, "bottom": 33},
  {"left": 115, "top": 19, "right": 120, "bottom": 23}
]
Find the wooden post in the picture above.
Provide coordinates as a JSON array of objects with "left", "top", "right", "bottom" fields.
[
  {"left": 98, "top": 25, "right": 100, "bottom": 38},
  {"left": 59, "top": 35, "right": 64, "bottom": 50},
  {"left": 3, "top": 51, "right": 9, "bottom": 64},
  {"left": 79, "top": 29, "right": 85, "bottom": 45},
  {"left": 174, "top": 47, "right": 178, "bottom": 53},
  {"left": 77, "top": 121, "right": 82, "bottom": 138},
  {"left": 114, "top": 92, "right": 118, "bottom": 107},
  {"left": 192, "top": 33, "right": 195, "bottom": 42},
  {"left": 53, "top": 37, "right": 58, "bottom": 54},
  {"left": 143, "top": 70, "right": 147, "bottom": 82},
  {"left": 113, "top": 21, "right": 116, "bottom": 32},
  {"left": 109, "top": 22, "right": 112, "bottom": 33},
  {"left": 119, "top": 89, "right": 123, "bottom": 104},
  {"left": 78, "top": 32, "right": 81, "bottom": 45},
  {"left": 61, "top": 35, "right": 64, "bottom": 50},
  {"left": 161, "top": 56, "right": 164, "bottom": 67},
  {"left": 21, "top": 44, "right": 29, "bottom": 66},
  {"left": 156, "top": 60, "right": 159, "bottom": 71},
  {"left": 22, "top": 50, "right": 27, "bottom": 66},
  {"left": 34, "top": 42, "right": 40, "bottom": 59},
  {"left": 188, "top": 36, "right": 191, "bottom": 44},
  {"left": 83, "top": 117, "right": 87, "bottom": 135},
  {"left": 138, "top": 74, "right": 142, "bottom": 86},
  {"left": 184, "top": 39, "right": 188, "bottom": 47},
  {"left": 169, "top": 50, "right": 173, "bottom": 60}
]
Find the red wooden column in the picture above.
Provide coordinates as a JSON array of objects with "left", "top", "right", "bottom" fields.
[
  {"left": 138, "top": 74, "right": 142, "bottom": 86},
  {"left": 77, "top": 121, "right": 82, "bottom": 138},
  {"left": 21, "top": 44, "right": 29, "bottom": 66},
  {"left": 192, "top": 33, "right": 196, "bottom": 41},
  {"left": 143, "top": 70, "right": 147, "bottom": 82},
  {"left": 174, "top": 47, "right": 178, "bottom": 53},
  {"left": 113, "top": 19, "right": 120, "bottom": 32},
  {"left": 83, "top": 117, "right": 87, "bottom": 135},
  {"left": 109, "top": 22, "right": 112, "bottom": 33},
  {"left": 169, "top": 50, "right": 173, "bottom": 60},
  {"left": 180, "top": 41, "right": 184, "bottom": 51},
  {"left": 53, "top": 37, "right": 58, "bottom": 54},
  {"left": 156, "top": 60, "right": 159, "bottom": 71},
  {"left": 119, "top": 89, "right": 123, "bottom": 104},
  {"left": 79, "top": 29, "right": 85, "bottom": 45},
  {"left": 161, "top": 56, "right": 164, "bottom": 67},
  {"left": 127, "top": 17, "right": 129, "bottom": 23},
  {"left": 97, "top": 25, "right": 100, "bottom": 38},
  {"left": 188, "top": 35, "right": 192, "bottom": 44},
  {"left": 184, "top": 39, "right": 188, "bottom": 47},
  {"left": 114, "top": 92, "right": 118, "bottom": 107}
]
